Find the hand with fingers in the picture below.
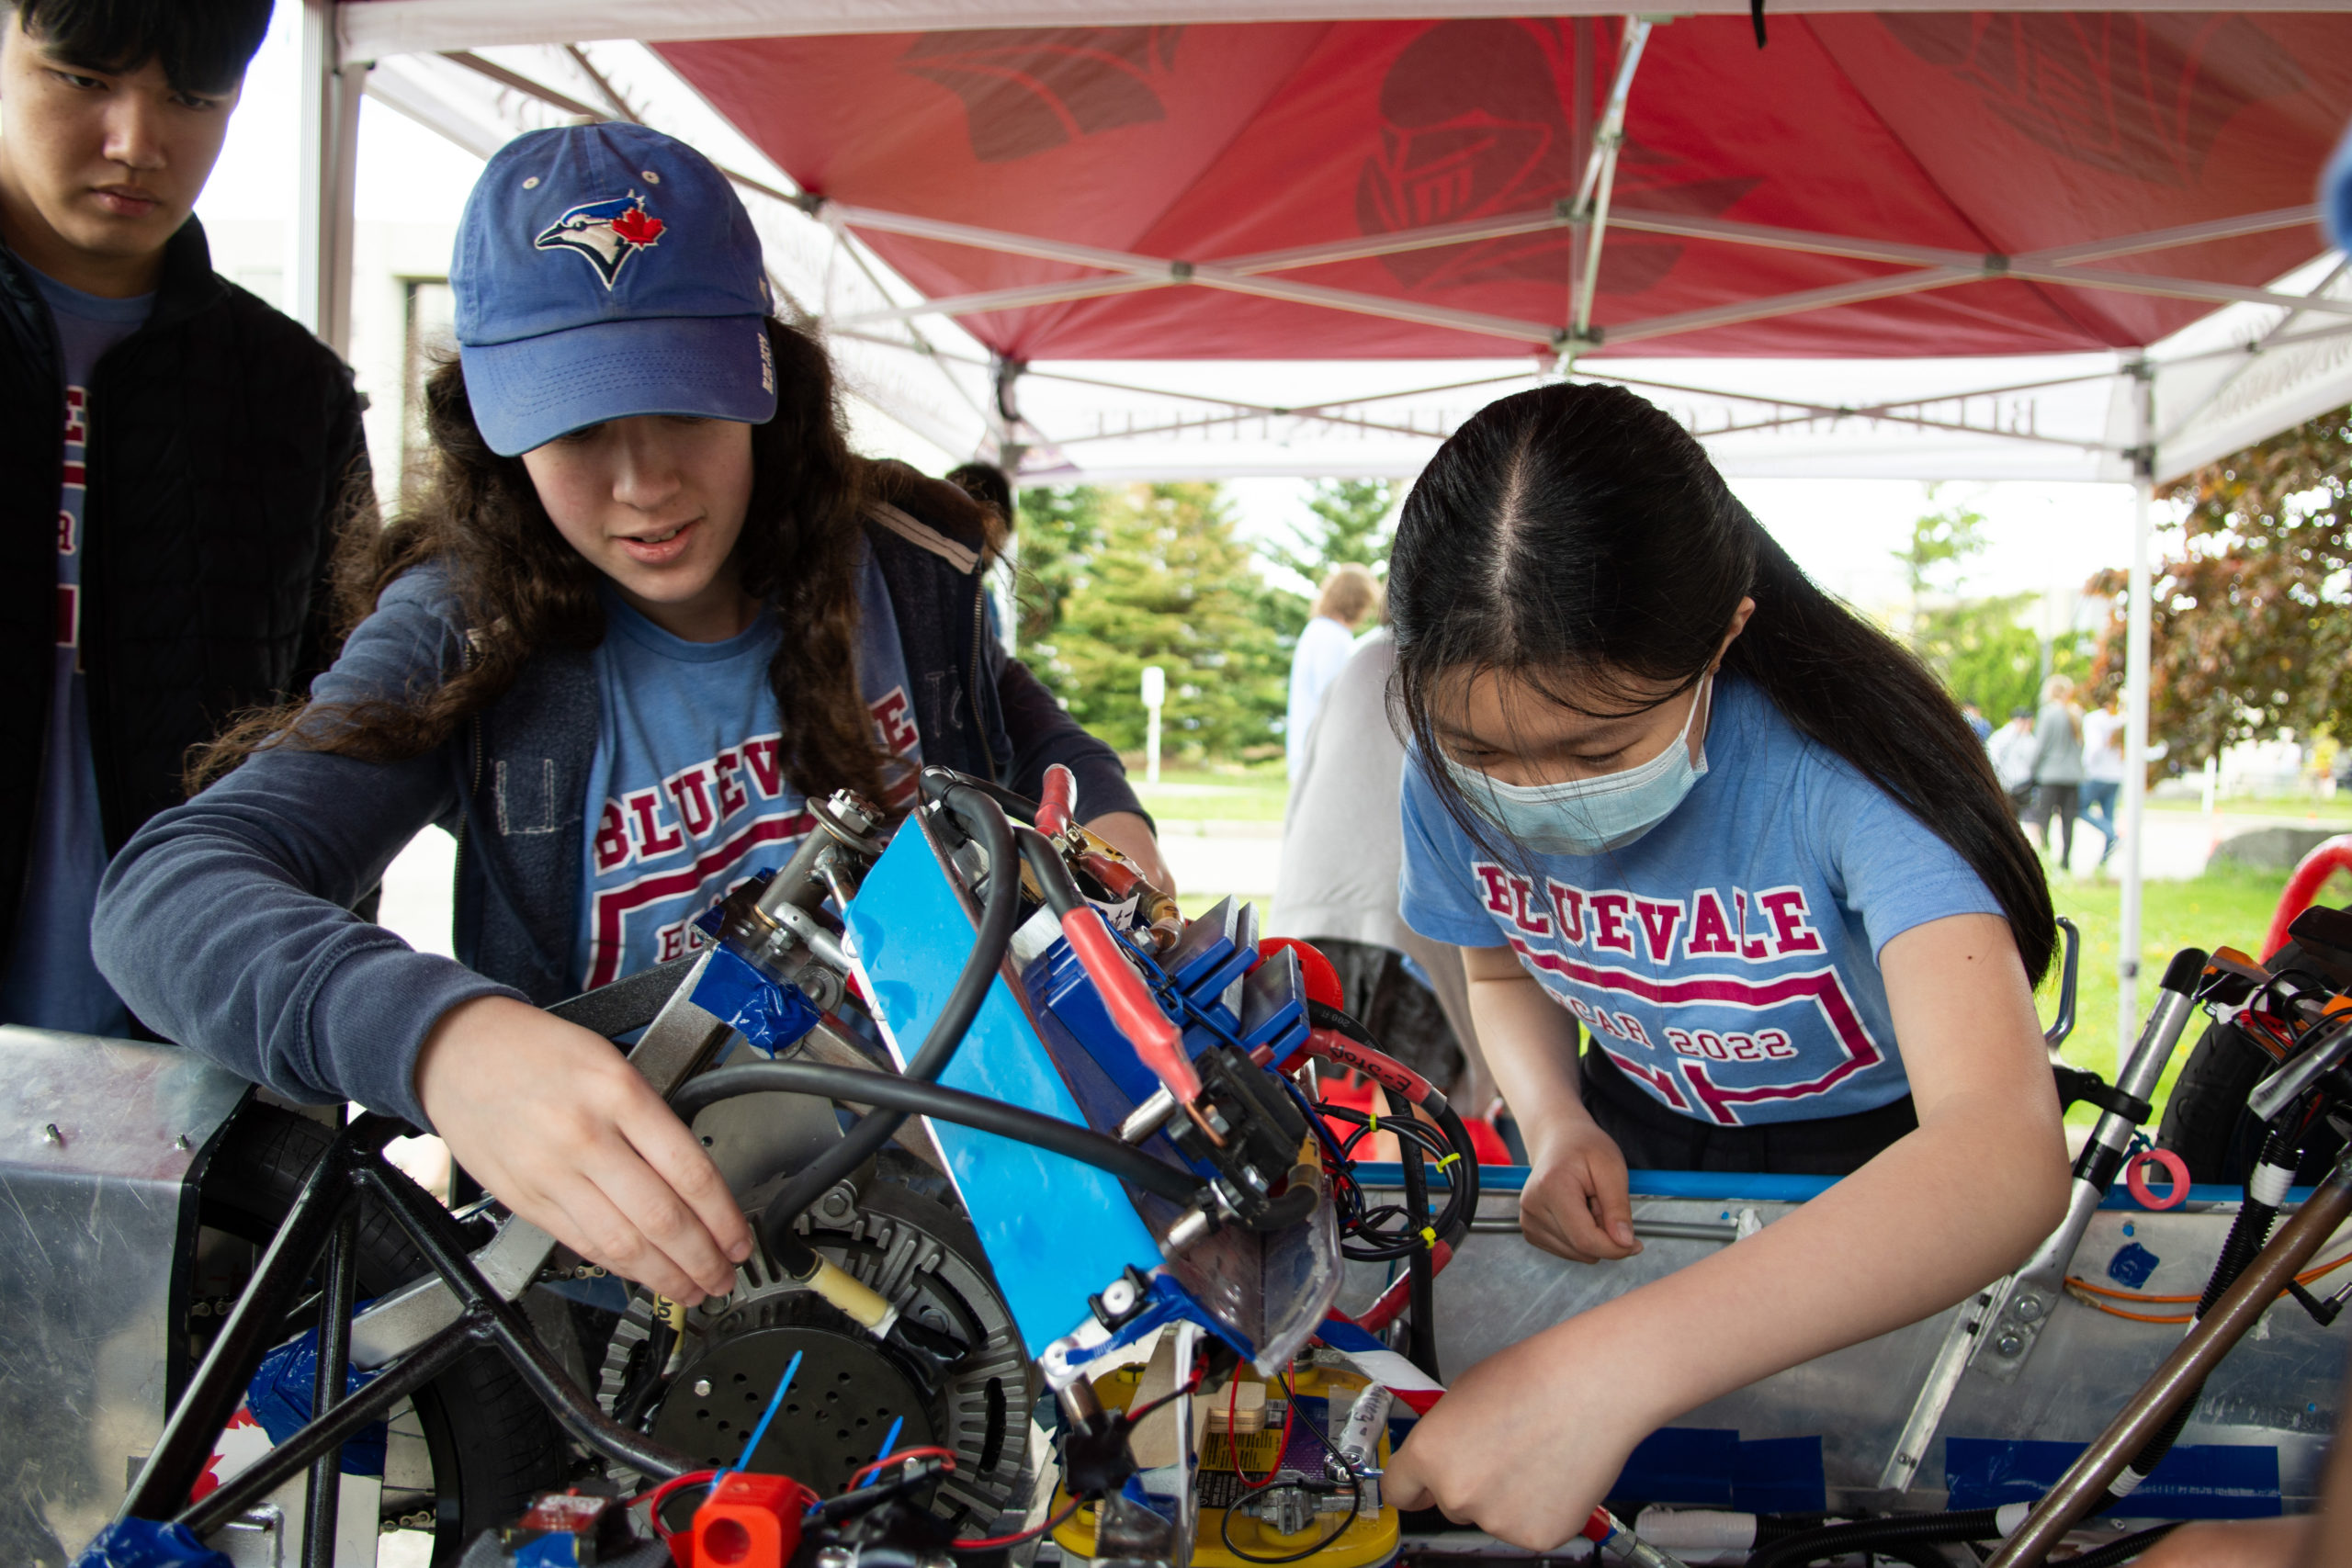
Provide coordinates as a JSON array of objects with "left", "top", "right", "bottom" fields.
[
  {"left": 1520, "top": 1112, "right": 1644, "bottom": 1263},
  {"left": 1383, "top": 1321, "right": 1652, "bottom": 1550},
  {"left": 414, "top": 994, "right": 752, "bottom": 1303}
]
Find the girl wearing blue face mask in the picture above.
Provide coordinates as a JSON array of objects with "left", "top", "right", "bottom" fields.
[{"left": 1377, "top": 383, "right": 2069, "bottom": 1549}]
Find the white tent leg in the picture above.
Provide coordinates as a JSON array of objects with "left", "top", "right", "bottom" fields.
[
  {"left": 293, "top": 0, "right": 362, "bottom": 354},
  {"left": 2119, "top": 356, "right": 2155, "bottom": 1059}
]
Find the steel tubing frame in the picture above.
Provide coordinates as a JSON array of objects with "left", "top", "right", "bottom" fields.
[{"left": 115, "top": 1113, "right": 695, "bottom": 1559}]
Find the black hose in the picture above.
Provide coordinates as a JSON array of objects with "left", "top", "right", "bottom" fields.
[
  {"left": 1304, "top": 999, "right": 1482, "bottom": 1244},
  {"left": 675, "top": 1062, "right": 1209, "bottom": 1208},
  {"left": 1392, "top": 1085, "right": 1440, "bottom": 1381},
  {"left": 1744, "top": 1508, "right": 2000, "bottom": 1568},
  {"left": 749, "top": 779, "right": 1023, "bottom": 1269}
]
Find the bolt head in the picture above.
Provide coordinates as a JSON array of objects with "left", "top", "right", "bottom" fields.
[
  {"left": 693, "top": 1378, "right": 713, "bottom": 1397},
  {"left": 1102, "top": 1279, "right": 1137, "bottom": 1314},
  {"left": 1996, "top": 1332, "right": 2025, "bottom": 1357},
  {"left": 2013, "top": 1295, "right": 2043, "bottom": 1322}
]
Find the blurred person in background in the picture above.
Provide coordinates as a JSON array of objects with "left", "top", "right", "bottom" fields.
[
  {"left": 2079, "top": 688, "right": 2125, "bottom": 869},
  {"left": 1270, "top": 620, "right": 1493, "bottom": 1120},
  {"left": 1285, "top": 562, "right": 1378, "bottom": 772},
  {"left": 1960, "top": 700, "right": 1992, "bottom": 743},
  {"left": 1988, "top": 705, "right": 2040, "bottom": 831},
  {"left": 2030, "top": 674, "right": 2085, "bottom": 873},
  {"left": 0, "top": 0, "right": 370, "bottom": 1037}
]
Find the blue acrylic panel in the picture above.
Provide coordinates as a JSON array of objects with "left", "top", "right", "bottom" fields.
[
  {"left": 846, "top": 822, "right": 1164, "bottom": 1359},
  {"left": 1608, "top": 1427, "right": 1738, "bottom": 1506},
  {"left": 1944, "top": 1438, "right": 2280, "bottom": 1518}
]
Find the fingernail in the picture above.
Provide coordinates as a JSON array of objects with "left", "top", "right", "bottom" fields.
[
  {"left": 729, "top": 1238, "right": 752, "bottom": 1262},
  {"left": 1612, "top": 1223, "right": 1635, "bottom": 1247}
]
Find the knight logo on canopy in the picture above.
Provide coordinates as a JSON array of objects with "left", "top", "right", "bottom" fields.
[{"left": 535, "top": 193, "right": 666, "bottom": 288}]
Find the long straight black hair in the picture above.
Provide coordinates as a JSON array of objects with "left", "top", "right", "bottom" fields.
[{"left": 1388, "top": 381, "right": 2055, "bottom": 982}]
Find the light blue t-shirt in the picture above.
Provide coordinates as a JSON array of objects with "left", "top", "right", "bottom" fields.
[
  {"left": 1399, "top": 677, "right": 2003, "bottom": 1126},
  {"left": 573, "top": 547, "right": 922, "bottom": 990},
  {"left": 0, "top": 268, "right": 153, "bottom": 1037}
]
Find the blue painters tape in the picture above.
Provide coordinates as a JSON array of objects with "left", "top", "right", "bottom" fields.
[
  {"left": 1945, "top": 1438, "right": 2279, "bottom": 1519},
  {"left": 690, "top": 944, "right": 820, "bottom": 1055},
  {"left": 1734, "top": 1435, "right": 1827, "bottom": 1516},
  {"left": 2108, "top": 1241, "right": 2163, "bottom": 1288},
  {"left": 245, "top": 1309, "right": 387, "bottom": 1476},
  {"left": 1603, "top": 1428, "right": 1826, "bottom": 1512},
  {"left": 71, "top": 1520, "right": 233, "bottom": 1568}
]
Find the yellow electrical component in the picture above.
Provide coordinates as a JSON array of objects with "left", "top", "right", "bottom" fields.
[{"left": 1048, "top": 1362, "right": 1399, "bottom": 1568}]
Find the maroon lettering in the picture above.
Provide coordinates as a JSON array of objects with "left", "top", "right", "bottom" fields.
[
  {"left": 625, "top": 788, "right": 683, "bottom": 856},
  {"left": 741, "top": 737, "right": 784, "bottom": 797},
  {"left": 1633, "top": 897, "right": 1684, "bottom": 964},
  {"left": 1546, "top": 880, "right": 1586, "bottom": 943},
  {"left": 1684, "top": 888, "right": 1736, "bottom": 957},
  {"left": 1758, "top": 888, "right": 1824, "bottom": 955},
  {"left": 1475, "top": 863, "right": 1516, "bottom": 918},
  {"left": 712, "top": 749, "right": 749, "bottom": 819},
  {"left": 1589, "top": 892, "right": 1634, "bottom": 955},
  {"left": 1509, "top": 874, "right": 1553, "bottom": 937},
  {"left": 872, "top": 688, "right": 919, "bottom": 756},
  {"left": 666, "top": 763, "right": 718, "bottom": 837},
  {"left": 1612, "top": 1012, "right": 1653, "bottom": 1047},
  {"left": 1733, "top": 890, "right": 1772, "bottom": 960},
  {"left": 593, "top": 801, "right": 631, "bottom": 873}
]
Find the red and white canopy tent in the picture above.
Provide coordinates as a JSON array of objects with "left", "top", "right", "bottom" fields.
[{"left": 302, "top": 0, "right": 2352, "bottom": 1054}]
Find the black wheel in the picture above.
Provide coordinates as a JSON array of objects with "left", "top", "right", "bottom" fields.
[{"left": 193, "top": 1102, "right": 568, "bottom": 1564}]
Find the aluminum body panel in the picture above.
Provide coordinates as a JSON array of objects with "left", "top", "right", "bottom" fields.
[
  {"left": 1341, "top": 1182, "right": 2346, "bottom": 1515},
  {"left": 0, "top": 1027, "right": 251, "bottom": 1564}
]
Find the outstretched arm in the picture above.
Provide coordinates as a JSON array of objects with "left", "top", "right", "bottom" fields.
[{"left": 1387, "top": 913, "right": 2069, "bottom": 1549}]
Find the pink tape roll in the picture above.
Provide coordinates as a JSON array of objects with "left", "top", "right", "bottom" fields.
[{"left": 2125, "top": 1146, "right": 2192, "bottom": 1211}]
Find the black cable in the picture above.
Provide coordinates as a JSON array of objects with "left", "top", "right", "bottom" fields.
[
  {"left": 674, "top": 1062, "right": 1208, "bottom": 1208},
  {"left": 1745, "top": 1508, "right": 2001, "bottom": 1568},
  {"left": 1393, "top": 1082, "right": 1439, "bottom": 1380},
  {"left": 1314, "top": 1105, "right": 1472, "bottom": 1259},
  {"left": 750, "top": 778, "right": 1022, "bottom": 1269},
  {"left": 1215, "top": 1377, "right": 1363, "bottom": 1567},
  {"left": 1304, "top": 998, "right": 1482, "bottom": 1240}
]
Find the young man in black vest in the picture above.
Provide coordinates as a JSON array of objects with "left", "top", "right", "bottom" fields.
[{"left": 0, "top": 0, "right": 370, "bottom": 1035}]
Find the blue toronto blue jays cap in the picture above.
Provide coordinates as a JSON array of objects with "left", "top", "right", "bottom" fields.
[{"left": 452, "top": 122, "right": 777, "bottom": 457}]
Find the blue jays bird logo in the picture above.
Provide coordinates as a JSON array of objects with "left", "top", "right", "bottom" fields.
[{"left": 533, "top": 193, "right": 666, "bottom": 288}]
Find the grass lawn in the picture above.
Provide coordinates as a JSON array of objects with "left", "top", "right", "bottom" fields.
[
  {"left": 2042, "top": 861, "right": 2352, "bottom": 1127},
  {"left": 1131, "top": 762, "right": 1293, "bottom": 824},
  {"left": 2145, "top": 794, "right": 2352, "bottom": 821}
]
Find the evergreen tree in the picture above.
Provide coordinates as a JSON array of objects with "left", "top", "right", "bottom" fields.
[
  {"left": 1050, "top": 483, "right": 1289, "bottom": 759},
  {"left": 1269, "top": 479, "right": 1400, "bottom": 586},
  {"left": 1012, "top": 484, "right": 1111, "bottom": 706}
]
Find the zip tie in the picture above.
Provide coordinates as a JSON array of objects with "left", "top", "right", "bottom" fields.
[
  {"left": 1419, "top": 1226, "right": 1438, "bottom": 1249},
  {"left": 1433, "top": 1152, "right": 1460, "bottom": 1171},
  {"left": 1365, "top": 1111, "right": 1379, "bottom": 1134}
]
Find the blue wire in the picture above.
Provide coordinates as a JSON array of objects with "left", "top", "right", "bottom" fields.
[
  {"left": 718, "top": 1348, "right": 802, "bottom": 1483},
  {"left": 860, "top": 1416, "right": 906, "bottom": 1488}
]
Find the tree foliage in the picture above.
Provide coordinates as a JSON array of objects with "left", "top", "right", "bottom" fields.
[
  {"left": 1266, "top": 479, "right": 1399, "bottom": 588},
  {"left": 1898, "top": 498, "right": 2087, "bottom": 719},
  {"left": 1014, "top": 481, "right": 1289, "bottom": 759},
  {"left": 2086, "top": 404, "right": 2352, "bottom": 768}
]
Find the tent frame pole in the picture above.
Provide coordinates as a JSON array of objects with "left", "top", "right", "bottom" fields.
[
  {"left": 293, "top": 0, "right": 362, "bottom": 354},
  {"left": 2120, "top": 355, "right": 2156, "bottom": 1062}
]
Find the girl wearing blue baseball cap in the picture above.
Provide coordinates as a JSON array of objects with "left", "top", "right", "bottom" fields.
[
  {"left": 1371, "top": 383, "right": 2069, "bottom": 1546},
  {"left": 95, "top": 124, "right": 1168, "bottom": 1305}
]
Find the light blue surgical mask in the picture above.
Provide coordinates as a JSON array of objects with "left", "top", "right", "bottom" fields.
[{"left": 1441, "top": 676, "right": 1712, "bottom": 856}]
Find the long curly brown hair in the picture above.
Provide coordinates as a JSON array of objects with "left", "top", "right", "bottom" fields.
[{"left": 193, "top": 317, "right": 985, "bottom": 807}]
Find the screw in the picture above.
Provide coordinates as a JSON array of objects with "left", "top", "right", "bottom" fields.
[
  {"left": 174, "top": 1134, "right": 193, "bottom": 1151},
  {"left": 1996, "top": 1332, "right": 2025, "bottom": 1357},
  {"left": 2013, "top": 1295, "right": 2043, "bottom": 1322},
  {"left": 694, "top": 1379, "right": 713, "bottom": 1397},
  {"left": 1102, "top": 1279, "right": 1137, "bottom": 1315},
  {"left": 40, "top": 1123, "right": 61, "bottom": 1145}
]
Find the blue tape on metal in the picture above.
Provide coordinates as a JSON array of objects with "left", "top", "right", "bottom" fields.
[
  {"left": 70, "top": 1520, "right": 234, "bottom": 1568},
  {"left": 2108, "top": 1241, "right": 2163, "bottom": 1288},
  {"left": 1609, "top": 1427, "right": 1738, "bottom": 1506},
  {"left": 1732, "top": 1435, "right": 1826, "bottom": 1516},
  {"left": 690, "top": 944, "right": 821, "bottom": 1055},
  {"left": 245, "top": 1311, "right": 387, "bottom": 1476},
  {"left": 1944, "top": 1438, "right": 2281, "bottom": 1518}
]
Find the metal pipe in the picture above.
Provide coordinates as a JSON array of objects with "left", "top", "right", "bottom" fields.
[
  {"left": 300, "top": 1208, "right": 359, "bottom": 1568},
  {"left": 357, "top": 1164, "right": 700, "bottom": 1481},
  {"left": 1567, "top": 17, "right": 1655, "bottom": 353},
  {"left": 183, "top": 1319, "right": 478, "bottom": 1539},
  {"left": 1987, "top": 1154, "right": 2352, "bottom": 1567},
  {"left": 122, "top": 1129, "right": 355, "bottom": 1523}
]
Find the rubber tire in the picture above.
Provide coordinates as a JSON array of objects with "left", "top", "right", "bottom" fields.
[{"left": 196, "top": 1103, "right": 568, "bottom": 1564}]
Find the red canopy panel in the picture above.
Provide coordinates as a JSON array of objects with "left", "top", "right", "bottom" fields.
[{"left": 660, "top": 12, "right": 2352, "bottom": 358}]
